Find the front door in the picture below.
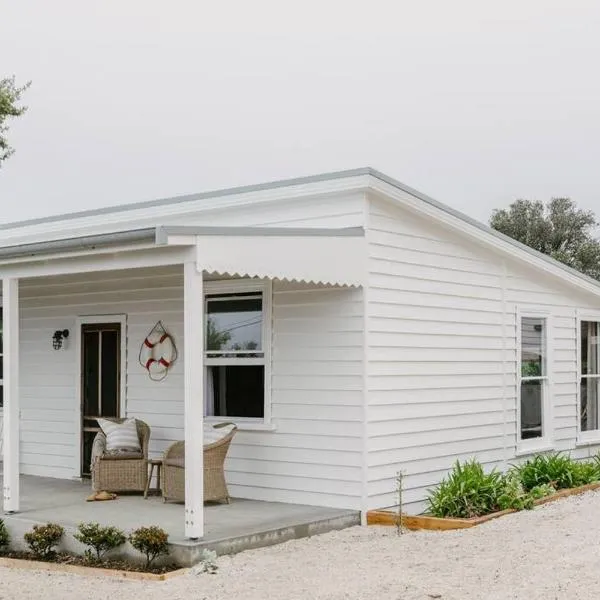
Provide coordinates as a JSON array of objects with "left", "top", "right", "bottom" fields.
[{"left": 80, "top": 323, "right": 121, "bottom": 476}]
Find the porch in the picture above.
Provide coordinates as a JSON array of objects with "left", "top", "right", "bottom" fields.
[
  {"left": 0, "top": 472, "right": 359, "bottom": 566},
  {"left": 0, "top": 225, "right": 366, "bottom": 551}
]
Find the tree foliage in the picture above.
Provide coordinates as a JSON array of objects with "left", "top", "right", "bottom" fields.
[
  {"left": 490, "top": 198, "right": 600, "bottom": 280},
  {"left": 0, "top": 76, "right": 30, "bottom": 166}
]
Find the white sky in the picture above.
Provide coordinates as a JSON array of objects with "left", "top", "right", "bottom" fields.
[{"left": 1, "top": 0, "right": 599, "bottom": 226}]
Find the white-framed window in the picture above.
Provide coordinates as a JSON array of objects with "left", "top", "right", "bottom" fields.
[
  {"left": 517, "top": 313, "right": 551, "bottom": 449},
  {"left": 579, "top": 319, "right": 600, "bottom": 439},
  {"left": 204, "top": 280, "right": 271, "bottom": 425}
]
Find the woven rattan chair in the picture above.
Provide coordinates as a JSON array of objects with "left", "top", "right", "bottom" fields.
[
  {"left": 162, "top": 423, "right": 237, "bottom": 504},
  {"left": 91, "top": 418, "right": 150, "bottom": 493}
]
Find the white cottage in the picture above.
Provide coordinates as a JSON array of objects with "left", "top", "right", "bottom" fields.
[{"left": 2, "top": 167, "right": 600, "bottom": 538}]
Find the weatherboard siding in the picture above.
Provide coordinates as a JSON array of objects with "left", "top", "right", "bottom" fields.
[
  {"left": 16, "top": 267, "right": 363, "bottom": 509},
  {"left": 366, "top": 195, "right": 600, "bottom": 513}
]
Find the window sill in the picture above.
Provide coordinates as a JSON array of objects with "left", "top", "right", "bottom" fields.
[
  {"left": 204, "top": 418, "right": 276, "bottom": 432},
  {"left": 576, "top": 437, "right": 600, "bottom": 448},
  {"left": 515, "top": 442, "right": 554, "bottom": 457}
]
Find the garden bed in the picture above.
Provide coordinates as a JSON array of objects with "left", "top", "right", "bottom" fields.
[
  {"left": 0, "top": 553, "right": 186, "bottom": 581},
  {"left": 367, "top": 481, "right": 600, "bottom": 530}
]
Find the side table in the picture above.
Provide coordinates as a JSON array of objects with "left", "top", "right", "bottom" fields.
[{"left": 144, "top": 458, "right": 163, "bottom": 499}]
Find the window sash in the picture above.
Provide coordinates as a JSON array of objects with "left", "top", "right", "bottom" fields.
[
  {"left": 203, "top": 281, "right": 271, "bottom": 423},
  {"left": 579, "top": 320, "right": 600, "bottom": 435},
  {"left": 518, "top": 314, "right": 549, "bottom": 445}
]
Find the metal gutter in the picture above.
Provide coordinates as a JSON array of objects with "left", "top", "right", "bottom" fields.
[
  {"left": 0, "top": 229, "right": 157, "bottom": 260},
  {"left": 155, "top": 225, "right": 365, "bottom": 245}
]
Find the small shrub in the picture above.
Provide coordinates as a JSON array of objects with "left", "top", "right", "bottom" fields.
[
  {"left": 497, "top": 474, "right": 534, "bottom": 511},
  {"left": 24, "top": 523, "right": 64, "bottom": 559},
  {"left": 129, "top": 526, "right": 169, "bottom": 569},
  {"left": 74, "top": 522, "right": 126, "bottom": 562},
  {"left": 528, "top": 483, "right": 555, "bottom": 500},
  {"left": 0, "top": 520, "right": 10, "bottom": 552},
  {"left": 427, "top": 459, "right": 505, "bottom": 518}
]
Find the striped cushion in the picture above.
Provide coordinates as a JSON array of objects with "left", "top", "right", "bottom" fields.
[{"left": 98, "top": 418, "right": 141, "bottom": 453}]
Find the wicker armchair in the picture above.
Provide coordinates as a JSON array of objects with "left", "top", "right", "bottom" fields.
[
  {"left": 162, "top": 423, "right": 237, "bottom": 504},
  {"left": 91, "top": 418, "right": 151, "bottom": 493}
]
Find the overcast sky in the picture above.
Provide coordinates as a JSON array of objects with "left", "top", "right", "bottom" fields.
[{"left": 1, "top": 1, "right": 599, "bottom": 226}]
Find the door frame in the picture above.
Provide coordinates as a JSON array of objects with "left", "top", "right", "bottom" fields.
[{"left": 74, "top": 314, "right": 127, "bottom": 478}]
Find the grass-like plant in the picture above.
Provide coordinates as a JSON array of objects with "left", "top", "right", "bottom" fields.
[
  {"left": 24, "top": 523, "right": 64, "bottom": 559},
  {"left": 427, "top": 459, "right": 506, "bottom": 518},
  {"left": 74, "top": 522, "right": 126, "bottom": 562},
  {"left": 513, "top": 453, "right": 600, "bottom": 491}
]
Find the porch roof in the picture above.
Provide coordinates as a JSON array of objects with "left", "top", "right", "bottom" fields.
[{"left": 0, "top": 225, "right": 365, "bottom": 287}]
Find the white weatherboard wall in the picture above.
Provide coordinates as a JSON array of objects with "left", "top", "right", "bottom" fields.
[
  {"left": 366, "top": 194, "right": 600, "bottom": 513},
  {"left": 18, "top": 266, "right": 185, "bottom": 479},
  {"left": 16, "top": 268, "right": 363, "bottom": 509}
]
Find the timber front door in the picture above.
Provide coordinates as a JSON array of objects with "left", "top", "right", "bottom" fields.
[{"left": 80, "top": 323, "right": 121, "bottom": 476}]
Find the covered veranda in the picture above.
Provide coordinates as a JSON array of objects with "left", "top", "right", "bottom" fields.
[{"left": 1, "top": 224, "right": 365, "bottom": 553}]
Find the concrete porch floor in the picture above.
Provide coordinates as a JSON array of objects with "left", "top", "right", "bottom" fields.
[{"left": 0, "top": 473, "right": 360, "bottom": 566}]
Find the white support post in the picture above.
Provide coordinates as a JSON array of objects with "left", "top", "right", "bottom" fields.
[
  {"left": 2, "top": 278, "right": 20, "bottom": 513},
  {"left": 183, "top": 260, "right": 204, "bottom": 539}
]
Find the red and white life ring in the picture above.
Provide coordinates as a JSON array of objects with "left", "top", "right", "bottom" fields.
[{"left": 139, "top": 322, "right": 178, "bottom": 381}]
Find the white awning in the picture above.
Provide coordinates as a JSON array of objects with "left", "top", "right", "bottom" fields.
[{"left": 157, "top": 226, "right": 366, "bottom": 287}]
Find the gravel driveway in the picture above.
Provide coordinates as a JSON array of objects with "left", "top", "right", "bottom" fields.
[{"left": 2, "top": 489, "right": 600, "bottom": 600}]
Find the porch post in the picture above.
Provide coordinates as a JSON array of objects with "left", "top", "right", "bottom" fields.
[
  {"left": 183, "top": 260, "right": 204, "bottom": 538},
  {"left": 2, "top": 278, "right": 20, "bottom": 513}
]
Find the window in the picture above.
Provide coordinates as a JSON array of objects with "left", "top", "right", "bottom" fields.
[
  {"left": 519, "top": 316, "right": 548, "bottom": 441},
  {"left": 580, "top": 321, "right": 600, "bottom": 434},
  {"left": 204, "top": 282, "right": 270, "bottom": 421}
]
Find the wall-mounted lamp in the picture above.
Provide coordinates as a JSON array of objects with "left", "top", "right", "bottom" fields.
[{"left": 52, "top": 329, "right": 69, "bottom": 350}]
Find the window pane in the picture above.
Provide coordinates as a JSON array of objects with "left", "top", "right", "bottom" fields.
[
  {"left": 206, "top": 365, "right": 264, "bottom": 418},
  {"left": 581, "top": 321, "right": 599, "bottom": 375},
  {"left": 581, "top": 377, "right": 600, "bottom": 432},
  {"left": 521, "top": 317, "right": 545, "bottom": 378},
  {"left": 206, "top": 296, "right": 262, "bottom": 352},
  {"left": 521, "top": 380, "right": 543, "bottom": 439}
]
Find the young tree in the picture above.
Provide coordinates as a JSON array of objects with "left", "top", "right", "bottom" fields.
[
  {"left": 490, "top": 198, "right": 600, "bottom": 280},
  {"left": 0, "top": 76, "right": 30, "bottom": 166}
]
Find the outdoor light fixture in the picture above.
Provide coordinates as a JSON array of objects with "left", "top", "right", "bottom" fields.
[{"left": 52, "top": 329, "right": 69, "bottom": 350}]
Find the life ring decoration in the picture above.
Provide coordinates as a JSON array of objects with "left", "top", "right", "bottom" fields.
[{"left": 139, "top": 321, "right": 178, "bottom": 381}]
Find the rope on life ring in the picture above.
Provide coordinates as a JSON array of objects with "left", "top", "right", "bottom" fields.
[{"left": 139, "top": 321, "right": 178, "bottom": 381}]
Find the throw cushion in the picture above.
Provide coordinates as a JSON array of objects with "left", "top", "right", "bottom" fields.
[
  {"left": 98, "top": 418, "right": 141, "bottom": 453},
  {"left": 204, "top": 423, "right": 235, "bottom": 445}
]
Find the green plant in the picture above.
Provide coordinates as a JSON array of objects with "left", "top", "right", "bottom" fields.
[
  {"left": 521, "top": 362, "right": 542, "bottom": 378},
  {"left": 426, "top": 460, "right": 506, "bottom": 518},
  {"left": 0, "top": 519, "right": 10, "bottom": 552},
  {"left": 528, "top": 483, "right": 555, "bottom": 500},
  {"left": 513, "top": 453, "right": 598, "bottom": 491},
  {"left": 497, "top": 474, "right": 534, "bottom": 511},
  {"left": 129, "top": 526, "right": 169, "bottom": 569},
  {"left": 24, "top": 523, "right": 64, "bottom": 559},
  {"left": 74, "top": 522, "right": 126, "bottom": 562},
  {"left": 570, "top": 460, "right": 600, "bottom": 487}
]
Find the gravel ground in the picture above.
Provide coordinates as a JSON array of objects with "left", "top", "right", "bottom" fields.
[{"left": 3, "top": 490, "right": 600, "bottom": 600}]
